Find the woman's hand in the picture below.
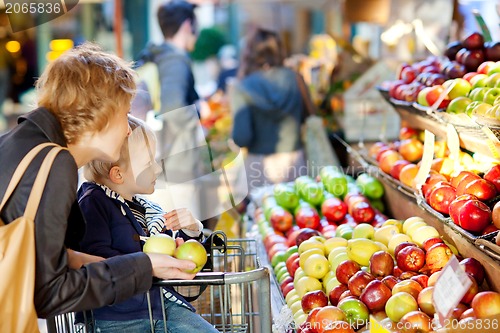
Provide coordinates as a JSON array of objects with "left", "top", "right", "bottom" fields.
[
  {"left": 146, "top": 253, "right": 196, "bottom": 280},
  {"left": 67, "top": 249, "right": 105, "bottom": 269},
  {"left": 163, "top": 208, "right": 202, "bottom": 232}
]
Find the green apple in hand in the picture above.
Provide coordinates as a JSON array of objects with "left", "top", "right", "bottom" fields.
[
  {"left": 446, "top": 96, "right": 473, "bottom": 114},
  {"left": 143, "top": 234, "right": 176, "bottom": 255},
  {"left": 174, "top": 240, "right": 208, "bottom": 273}
]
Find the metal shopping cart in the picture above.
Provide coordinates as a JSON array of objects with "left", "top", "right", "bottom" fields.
[{"left": 45, "top": 232, "right": 272, "bottom": 333}]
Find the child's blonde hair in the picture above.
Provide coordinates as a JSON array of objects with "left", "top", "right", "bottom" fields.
[
  {"left": 84, "top": 115, "right": 157, "bottom": 182},
  {"left": 36, "top": 42, "right": 136, "bottom": 144}
]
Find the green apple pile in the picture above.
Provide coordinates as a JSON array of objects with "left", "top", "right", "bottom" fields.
[{"left": 264, "top": 211, "right": 500, "bottom": 332}]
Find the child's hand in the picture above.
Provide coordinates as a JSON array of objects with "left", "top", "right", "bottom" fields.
[{"left": 164, "top": 208, "right": 203, "bottom": 232}]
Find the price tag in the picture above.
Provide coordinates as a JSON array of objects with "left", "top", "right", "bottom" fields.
[
  {"left": 432, "top": 256, "right": 472, "bottom": 326},
  {"left": 414, "top": 130, "right": 435, "bottom": 191},
  {"left": 369, "top": 315, "right": 391, "bottom": 333},
  {"left": 481, "top": 126, "right": 500, "bottom": 159},
  {"left": 446, "top": 124, "right": 461, "bottom": 173}
]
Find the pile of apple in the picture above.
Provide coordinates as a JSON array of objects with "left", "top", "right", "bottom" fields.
[
  {"left": 444, "top": 32, "right": 500, "bottom": 73},
  {"left": 265, "top": 212, "right": 500, "bottom": 333},
  {"left": 422, "top": 166, "right": 500, "bottom": 235}
]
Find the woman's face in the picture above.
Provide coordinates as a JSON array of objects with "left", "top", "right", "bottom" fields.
[{"left": 90, "top": 108, "right": 130, "bottom": 163}]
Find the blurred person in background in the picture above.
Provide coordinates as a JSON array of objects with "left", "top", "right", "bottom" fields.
[
  {"left": 230, "top": 27, "right": 309, "bottom": 191},
  {"left": 216, "top": 44, "right": 239, "bottom": 93}
]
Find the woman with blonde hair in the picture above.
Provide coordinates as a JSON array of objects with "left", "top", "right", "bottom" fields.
[{"left": 0, "top": 42, "right": 196, "bottom": 319}]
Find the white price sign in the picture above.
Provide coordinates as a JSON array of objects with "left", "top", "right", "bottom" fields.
[{"left": 432, "top": 256, "right": 472, "bottom": 326}]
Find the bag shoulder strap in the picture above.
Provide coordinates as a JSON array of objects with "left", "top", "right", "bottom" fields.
[
  {"left": 0, "top": 144, "right": 65, "bottom": 222},
  {"left": 24, "top": 146, "right": 66, "bottom": 221},
  {"left": 295, "top": 72, "right": 317, "bottom": 117}
]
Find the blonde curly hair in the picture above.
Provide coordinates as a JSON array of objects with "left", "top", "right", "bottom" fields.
[{"left": 35, "top": 42, "right": 136, "bottom": 144}]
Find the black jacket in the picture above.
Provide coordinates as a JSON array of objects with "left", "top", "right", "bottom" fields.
[{"left": 0, "top": 108, "right": 152, "bottom": 318}]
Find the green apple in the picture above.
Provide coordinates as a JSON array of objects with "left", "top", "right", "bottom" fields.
[
  {"left": 143, "top": 234, "right": 176, "bottom": 255},
  {"left": 469, "top": 87, "right": 488, "bottom": 102},
  {"left": 337, "top": 298, "right": 370, "bottom": 330},
  {"left": 321, "top": 170, "right": 348, "bottom": 198},
  {"left": 444, "top": 78, "right": 472, "bottom": 99},
  {"left": 301, "top": 182, "right": 324, "bottom": 206},
  {"left": 174, "top": 239, "right": 208, "bottom": 273},
  {"left": 417, "top": 87, "right": 432, "bottom": 106},
  {"left": 487, "top": 63, "right": 500, "bottom": 75},
  {"left": 352, "top": 223, "right": 375, "bottom": 240},
  {"left": 274, "top": 183, "right": 299, "bottom": 210},
  {"left": 483, "top": 88, "right": 500, "bottom": 105},
  {"left": 446, "top": 96, "right": 473, "bottom": 114},
  {"left": 385, "top": 292, "right": 419, "bottom": 322},
  {"left": 472, "top": 102, "right": 493, "bottom": 116},
  {"left": 271, "top": 251, "right": 287, "bottom": 268},
  {"left": 485, "top": 73, "right": 500, "bottom": 88},
  {"left": 470, "top": 73, "right": 489, "bottom": 89},
  {"left": 465, "top": 101, "right": 481, "bottom": 116}
]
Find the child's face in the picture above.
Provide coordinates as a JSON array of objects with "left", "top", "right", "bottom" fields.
[{"left": 122, "top": 134, "right": 162, "bottom": 195}]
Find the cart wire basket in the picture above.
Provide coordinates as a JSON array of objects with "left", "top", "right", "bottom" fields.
[{"left": 45, "top": 231, "right": 272, "bottom": 333}]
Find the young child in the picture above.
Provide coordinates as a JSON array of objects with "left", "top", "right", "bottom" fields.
[{"left": 78, "top": 116, "right": 219, "bottom": 333}]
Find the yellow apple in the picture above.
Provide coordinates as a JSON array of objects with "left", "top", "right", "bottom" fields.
[
  {"left": 289, "top": 299, "right": 303, "bottom": 314},
  {"left": 328, "top": 246, "right": 347, "bottom": 262},
  {"left": 286, "top": 289, "right": 299, "bottom": 304},
  {"left": 299, "top": 248, "right": 324, "bottom": 269},
  {"left": 374, "top": 241, "right": 389, "bottom": 252},
  {"left": 388, "top": 233, "right": 412, "bottom": 255},
  {"left": 324, "top": 237, "right": 348, "bottom": 254},
  {"left": 403, "top": 217, "right": 425, "bottom": 234},
  {"left": 325, "top": 276, "right": 341, "bottom": 294},
  {"left": 329, "top": 252, "right": 349, "bottom": 273},
  {"left": 294, "top": 267, "right": 306, "bottom": 283},
  {"left": 303, "top": 254, "right": 329, "bottom": 279},
  {"left": 405, "top": 221, "right": 428, "bottom": 239},
  {"left": 143, "top": 234, "right": 176, "bottom": 255},
  {"left": 411, "top": 225, "right": 440, "bottom": 247},
  {"left": 374, "top": 225, "right": 400, "bottom": 245},
  {"left": 298, "top": 238, "right": 326, "bottom": 255},
  {"left": 382, "top": 219, "right": 404, "bottom": 233},
  {"left": 295, "top": 276, "right": 323, "bottom": 297},
  {"left": 346, "top": 238, "right": 380, "bottom": 266},
  {"left": 294, "top": 311, "right": 307, "bottom": 326},
  {"left": 352, "top": 223, "right": 375, "bottom": 239}
]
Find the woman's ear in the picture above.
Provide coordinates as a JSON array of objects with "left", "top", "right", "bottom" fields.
[{"left": 109, "top": 166, "right": 124, "bottom": 184}]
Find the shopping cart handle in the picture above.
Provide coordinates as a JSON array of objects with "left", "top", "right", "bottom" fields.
[{"left": 153, "top": 272, "right": 225, "bottom": 286}]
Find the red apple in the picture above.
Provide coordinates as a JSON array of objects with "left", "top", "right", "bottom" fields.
[
  {"left": 270, "top": 207, "right": 293, "bottom": 233},
  {"left": 410, "top": 274, "right": 429, "bottom": 289},
  {"left": 425, "top": 242, "right": 453, "bottom": 274},
  {"left": 397, "top": 246, "right": 425, "bottom": 272},
  {"left": 399, "top": 138, "right": 424, "bottom": 162},
  {"left": 421, "top": 237, "right": 444, "bottom": 252},
  {"left": 399, "top": 127, "right": 420, "bottom": 140},
  {"left": 450, "top": 303, "right": 469, "bottom": 320},
  {"left": 369, "top": 251, "right": 395, "bottom": 278},
  {"left": 282, "top": 282, "right": 295, "bottom": 298},
  {"left": 461, "top": 273, "right": 479, "bottom": 305},
  {"left": 483, "top": 164, "right": 500, "bottom": 192},
  {"left": 459, "top": 257, "right": 485, "bottom": 285},
  {"left": 471, "top": 291, "right": 500, "bottom": 318},
  {"left": 449, "top": 194, "right": 478, "bottom": 225},
  {"left": 379, "top": 150, "right": 404, "bottom": 174},
  {"left": 463, "top": 32, "right": 484, "bottom": 50},
  {"left": 394, "top": 242, "right": 418, "bottom": 258},
  {"left": 460, "top": 308, "right": 476, "bottom": 321},
  {"left": 359, "top": 279, "right": 392, "bottom": 312},
  {"left": 338, "top": 290, "right": 356, "bottom": 303},
  {"left": 369, "top": 142, "right": 390, "bottom": 159},
  {"left": 390, "top": 159, "right": 412, "bottom": 180},
  {"left": 399, "top": 310, "right": 433, "bottom": 333},
  {"left": 427, "top": 183, "right": 457, "bottom": 215},
  {"left": 295, "top": 228, "right": 322, "bottom": 247},
  {"left": 422, "top": 173, "right": 448, "bottom": 199},
  {"left": 399, "top": 271, "right": 420, "bottom": 280},
  {"left": 280, "top": 276, "right": 294, "bottom": 291},
  {"left": 310, "top": 306, "right": 347, "bottom": 333},
  {"left": 455, "top": 173, "right": 482, "bottom": 196},
  {"left": 457, "top": 199, "right": 492, "bottom": 233},
  {"left": 482, "top": 224, "right": 499, "bottom": 235},
  {"left": 336, "top": 260, "right": 361, "bottom": 285},
  {"left": 393, "top": 266, "right": 403, "bottom": 278},
  {"left": 392, "top": 279, "right": 423, "bottom": 300},
  {"left": 301, "top": 289, "right": 329, "bottom": 313},
  {"left": 349, "top": 201, "right": 375, "bottom": 224},
  {"left": 286, "top": 253, "right": 300, "bottom": 277},
  {"left": 417, "top": 286, "right": 436, "bottom": 316},
  {"left": 463, "top": 178, "right": 498, "bottom": 201},
  {"left": 321, "top": 197, "right": 348, "bottom": 224},
  {"left": 287, "top": 228, "right": 303, "bottom": 247},
  {"left": 381, "top": 275, "right": 399, "bottom": 290},
  {"left": 328, "top": 284, "right": 349, "bottom": 306},
  {"left": 296, "top": 206, "right": 321, "bottom": 230},
  {"left": 348, "top": 271, "right": 375, "bottom": 297},
  {"left": 477, "top": 61, "right": 496, "bottom": 74}
]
